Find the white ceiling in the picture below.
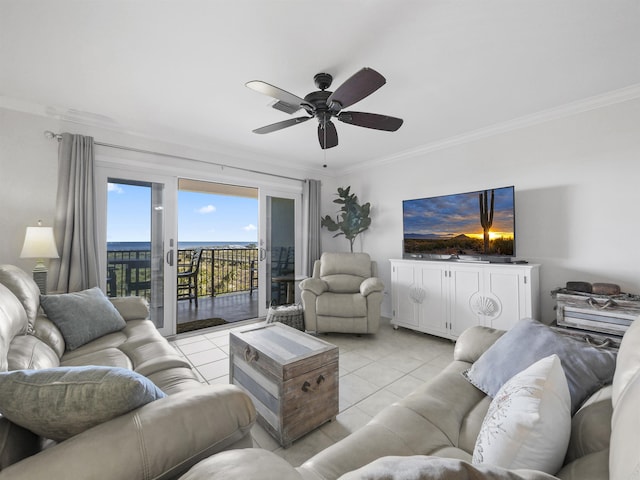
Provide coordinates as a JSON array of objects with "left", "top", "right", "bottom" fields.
[{"left": 2, "top": 0, "right": 640, "bottom": 174}]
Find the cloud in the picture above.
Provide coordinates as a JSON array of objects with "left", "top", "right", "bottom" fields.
[
  {"left": 243, "top": 224, "right": 257, "bottom": 231},
  {"left": 197, "top": 205, "right": 216, "bottom": 214},
  {"left": 107, "top": 183, "right": 124, "bottom": 194}
]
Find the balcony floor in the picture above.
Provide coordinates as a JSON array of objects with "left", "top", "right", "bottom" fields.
[{"left": 177, "top": 291, "right": 260, "bottom": 326}]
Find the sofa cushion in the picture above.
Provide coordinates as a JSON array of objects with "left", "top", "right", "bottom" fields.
[
  {"left": 7, "top": 335, "right": 60, "bottom": 370},
  {"left": 317, "top": 292, "right": 367, "bottom": 317},
  {"left": 462, "top": 318, "right": 617, "bottom": 414},
  {"left": 609, "top": 316, "right": 640, "bottom": 480},
  {"left": 40, "top": 287, "right": 127, "bottom": 351},
  {"left": 319, "top": 252, "right": 371, "bottom": 278},
  {"left": 31, "top": 315, "right": 66, "bottom": 357},
  {"left": 0, "top": 284, "right": 30, "bottom": 371},
  {"left": 556, "top": 448, "right": 610, "bottom": 480},
  {"left": 338, "top": 455, "right": 560, "bottom": 480},
  {"left": 108, "top": 296, "right": 150, "bottom": 321},
  {"left": 322, "top": 274, "right": 366, "bottom": 293},
  {"left": 179, "top": 448, "right": 304, "bottom": 480},
  {"left": 59, "top": 319, "right": 192, "bottom": 376},
  {"left": 610, "top": 368, "right": 640, "bottom": 480},
  {"left": 564, "top": 388, "right": 612, "bottom": 463},
  {"left": 611, "top": 317, "right": 640, "bottom": 408},
  {"left": 0, "top": 366, "right": 166, "bottom": 442},
  {"left": 472, "top": 355, "right": 571, "bottom": 474},
  {"left": 0, "top": 265, "right": 42, "bottom": 331}
]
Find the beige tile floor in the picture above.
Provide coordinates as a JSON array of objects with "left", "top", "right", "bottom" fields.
[{"left": 169, "top": 318, "right": 454, "bottom": 467}]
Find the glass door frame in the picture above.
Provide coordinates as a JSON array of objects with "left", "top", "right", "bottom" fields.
[
  {"left": 258, "top": 188, "right": 302, "bottom": 317},
  {"left": 96, "top": 152, "right": 305, "bottom": 334},
  {"left": 95, "top": 165, "right": 178, "bottom": 337}
]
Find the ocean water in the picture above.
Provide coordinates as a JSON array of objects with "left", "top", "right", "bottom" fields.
[{"left": 107, "top": 241, "right": 256, "bottom": 251}]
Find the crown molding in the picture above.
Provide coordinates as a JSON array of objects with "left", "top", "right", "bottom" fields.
[{"left": 339, "top": 83, "right": 640, "bottom": 175}]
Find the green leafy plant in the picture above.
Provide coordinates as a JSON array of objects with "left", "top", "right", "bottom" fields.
[{"left": 321, "top": 186, "right": 371, "bottom": 252}]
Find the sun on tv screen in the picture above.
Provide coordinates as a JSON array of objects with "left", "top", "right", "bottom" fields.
[{"left": 403, "top": 186, "right": 515, "bottom": 258}]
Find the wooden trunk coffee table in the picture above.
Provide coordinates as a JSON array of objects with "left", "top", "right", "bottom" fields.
[{"left": 229, "top": 322, "right": 339, "bottom": 447}]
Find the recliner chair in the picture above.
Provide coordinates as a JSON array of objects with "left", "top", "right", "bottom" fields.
[{"left": 299, "top": 252, "right": 384, "bottom": 334}]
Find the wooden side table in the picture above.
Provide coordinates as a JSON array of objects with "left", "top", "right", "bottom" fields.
[{"left": 229, "top": 322, "right": 338, "bottom": 447}]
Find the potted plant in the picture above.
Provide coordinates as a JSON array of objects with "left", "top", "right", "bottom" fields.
[{"left": 321, "top": 186, "right": 371, "bottom": 252}]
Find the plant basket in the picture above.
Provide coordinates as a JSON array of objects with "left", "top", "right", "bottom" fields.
[{"left": 266, "top": 303, "right": 305, "bottom": 331}]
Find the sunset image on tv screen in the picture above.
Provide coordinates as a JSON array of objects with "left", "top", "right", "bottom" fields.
[{"left": 403, "top": 186, "right": 515, "bottom": 256}]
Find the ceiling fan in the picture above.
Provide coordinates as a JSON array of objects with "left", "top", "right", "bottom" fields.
[{"left": 246, "top": 67, "right": 403, "bottom": 149}]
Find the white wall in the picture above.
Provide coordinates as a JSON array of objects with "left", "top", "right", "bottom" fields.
[
  {"left": 0, "top": 109, "right": 59, "bottom": 272},
  {"left": 322, "top": 98, "right": 640, "bottom": 321}
]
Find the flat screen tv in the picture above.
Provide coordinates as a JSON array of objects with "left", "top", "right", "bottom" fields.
[{"left": 403, "top": 186, "right": 515, "bottom": 260}]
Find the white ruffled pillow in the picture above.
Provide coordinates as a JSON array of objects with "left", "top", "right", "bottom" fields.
[{"left": 472, "top": 354, "right": 571, "bottom": 474}]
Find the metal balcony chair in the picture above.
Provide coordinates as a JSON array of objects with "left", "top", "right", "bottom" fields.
[
  {"left": 177, "top": 248, "right": 203, "bottom": 307},
  {"left": 249, "top": 259, "right": 258, "bottom": 295},
  {"left": 106, "top": 265, "right": 117, "bottom": 297}
]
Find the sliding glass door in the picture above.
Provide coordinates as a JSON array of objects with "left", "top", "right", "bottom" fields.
[
  {"left": 176, "top": 179, "right": 259, "bottom": 333},
  {"left": 258, "top": 189, "right": 302, "bottom": 317},
  {"left": 97, "top": 162, "right": 303, "bottom": 335},
  {"left": 96, "top": 168, "right": 178, "bottom": 337}
]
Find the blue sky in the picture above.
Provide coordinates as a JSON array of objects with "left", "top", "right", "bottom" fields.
[
  {"left": 107, "top": 183, "right": 258, "bottom": 242},
  {"left": 403, "top": 187, "right": 515, "bottom": 238}
]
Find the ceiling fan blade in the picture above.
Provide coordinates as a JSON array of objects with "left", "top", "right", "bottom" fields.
[
  {"left": 326, "top": 68, "right": 386, "bottom": 111},
  {"left": 246, "top": 81, "right": 308, "bottom": 112},
  {"left": 318, "top": 121, "right": 338, "bottom": 149},
  {"left": 337, "top": 111, "right": 403, "bottom": 131},
  {"left": 252, "top": 116, "right": 312, "bottom": 134}
]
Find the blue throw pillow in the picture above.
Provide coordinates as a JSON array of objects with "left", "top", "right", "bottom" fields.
[
  {"left": 463, "top": 318, "right": 617, "bottom": 414},
  {"left": 0, "top": 366, "right": 166, "bottom": 441},
  {"left": 40, "top": 287, "right": 127, "bottom": 350}
]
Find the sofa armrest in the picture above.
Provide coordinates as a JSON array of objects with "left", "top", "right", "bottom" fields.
[
  {"left": 109, "top": 296, "right": 150, "bottom": 321},
  {"left": 299, "top": 278, "right": 328, "bottom": 296},
  {"left": 453, "top": 326, "right": 505, "bottom": 363},
  {"left": 360, "top": 277, "right": 384, "bottom": 296},
  {"left": 0, "top": 385, "right": 256, "bottom": 480}
]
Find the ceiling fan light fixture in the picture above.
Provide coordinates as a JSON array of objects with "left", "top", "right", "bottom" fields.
[{"left": 247, "top": 67, "right": 403, "bottom": 149}]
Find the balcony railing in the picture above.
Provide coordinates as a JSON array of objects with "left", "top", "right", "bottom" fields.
[{"left": 107, "top": 248, "right": 259, "bottom": 299}]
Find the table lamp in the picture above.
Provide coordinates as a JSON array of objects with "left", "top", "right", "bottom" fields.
[{"left": 20, "top": 221, "right": 59, "bottom": 294}]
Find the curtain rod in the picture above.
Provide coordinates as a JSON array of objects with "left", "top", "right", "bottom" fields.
[{"left": 43, "top": 130, "right": 306, "bottom": 183}]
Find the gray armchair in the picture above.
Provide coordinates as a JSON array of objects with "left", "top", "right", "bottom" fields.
[{"left": 299, "top": 252, "right": 384, "bottom": 334}]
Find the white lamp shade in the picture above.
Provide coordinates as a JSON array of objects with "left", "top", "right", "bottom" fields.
[{"left": 20, "top": 227, "right": 59, "bottom": 259}]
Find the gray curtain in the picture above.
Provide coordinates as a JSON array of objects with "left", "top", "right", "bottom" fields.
[
  {"left": 304, "top": 179, "right": 321, "bottom": 276},
  {"left": 49, "top": 133, "right": 100, "bottom": 293}
]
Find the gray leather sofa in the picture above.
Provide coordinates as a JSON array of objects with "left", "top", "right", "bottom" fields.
[
  {"left": 300, "top": 253, "right": 384, "bottom": 334},
  {"left": 178, "top": 319, "right": 640, "bottom": 479},
  {"left": 0, "top": 264, "right": 256, "bottom": 480}
]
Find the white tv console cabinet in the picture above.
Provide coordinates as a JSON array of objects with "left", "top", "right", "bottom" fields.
[{"left": 390, "top": 259, "right": 540, "bottom": 340}]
